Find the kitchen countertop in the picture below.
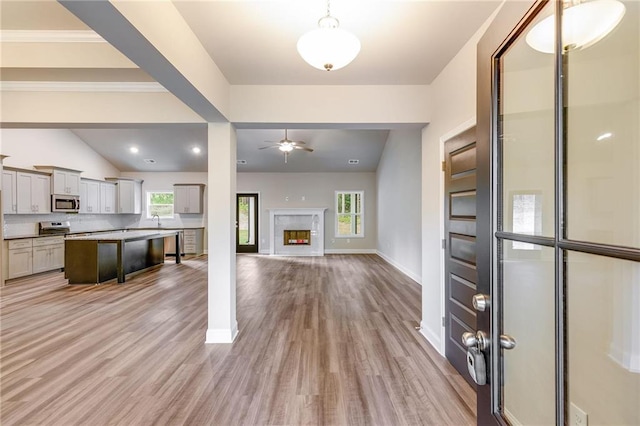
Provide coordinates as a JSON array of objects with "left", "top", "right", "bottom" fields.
[
  {"left": 4, "top": 227, "right": 204, "bottom": 241},
  {"left": 65, "top": 230, "right": 178, "bottom": 242}
]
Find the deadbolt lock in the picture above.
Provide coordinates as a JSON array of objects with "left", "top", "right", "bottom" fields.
[{"left": 472, "top": 294, "right": 490, "bottom": 312}]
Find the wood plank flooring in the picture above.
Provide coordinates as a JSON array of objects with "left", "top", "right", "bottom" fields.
[{"left": 1, "top": 254, "right": 475, "bottom": 425}]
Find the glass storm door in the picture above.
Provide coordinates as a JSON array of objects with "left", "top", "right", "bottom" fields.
[
  {"left": 476, "top": 0, "right": 639, "bottom": 424},
  {"left": 236, "top": 193, "right": 259, "bottom": 253}
]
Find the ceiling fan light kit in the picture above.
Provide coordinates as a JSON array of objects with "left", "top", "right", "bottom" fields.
[
  {"left": 526, "top": 0, "right": 626, "bottom": 53},
  {"left": 259, "top": 129, "right": 314, "bottom": 163},
  {"left": 297, "top": 0, "right": 361, "bottom": 71}
]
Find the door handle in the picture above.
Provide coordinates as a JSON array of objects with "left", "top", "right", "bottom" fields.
[
  {"left": 462, "top": 330, "right": 489, "bottom": 351},
  {"left": 472, "top": 294, "right": 490, "bottom": 311}
]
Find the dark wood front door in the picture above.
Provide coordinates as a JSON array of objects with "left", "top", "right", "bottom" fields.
[
  {"left": 444, "top": 127, "right": 478, "bottom": 387},
  {"left": 236, "top": 193, "right": 259, "bottom": 253}
]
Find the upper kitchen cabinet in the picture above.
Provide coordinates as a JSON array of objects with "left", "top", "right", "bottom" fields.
[
  {"left": 174, "top": 184, "right": 205, "bottom": 214},
  {"left": 100, "top": 181, "right": 117, "bottom": 214},
  {"left": 16, "top": 170, "right": 51, "bottom": 214},
  {"left": 34, "top": 166, "right": 82, "bottom": 196},
  {"left": 2, "top": 169, "right": 17, "bottom": 214},
  {"left": 79, "top": 179, "right": 100, "bottom": 214},
  {"left": 107, "top": 178, "right": 143, "bottom": 214}
]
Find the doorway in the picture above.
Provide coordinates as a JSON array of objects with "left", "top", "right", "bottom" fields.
[
  {"left": 236, "top": 193, "right": 259, "bottom": 253},
  {"left": 473, "top": 0, "right": 640, "bottom": 424}
]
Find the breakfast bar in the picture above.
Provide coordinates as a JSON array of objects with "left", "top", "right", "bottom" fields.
[{"left": 64, "top": 230, "right": 180, "bottom": 284}]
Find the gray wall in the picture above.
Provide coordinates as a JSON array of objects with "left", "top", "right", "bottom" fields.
[
  {"left": 376, "top": 129, "right": 422, "bottom": 283},
  {"left": 237, "top": 172, "right": 377, "bottom": 253}
]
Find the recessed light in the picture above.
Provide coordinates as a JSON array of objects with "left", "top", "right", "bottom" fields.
[
  {"left": 237, "top": 160, "right": 247, "bottom": 165},
  {"left": 143, "top": 159, "right": 156, "bottom": 164},
  {"left": 596, "top": 132, "right": 613, "bottom": 142},
  {"left": 192, "top": 146, "right": 201, "bottom": 154},
  {"left": 129, "top": 147, "right": 139, "bottom": 154},
  {"left": 348, "top": 159, "right": 359, "bottom": 165}
]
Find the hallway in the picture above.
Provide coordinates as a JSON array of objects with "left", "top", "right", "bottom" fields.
[{"left": 1, "top": 254, "right": 475, "bottom": 425}]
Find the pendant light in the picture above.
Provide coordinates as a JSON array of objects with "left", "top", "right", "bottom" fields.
[
  {"left": 297, "top": 0, "right": 361, "bottom": 71},
  {"left": 526, "top": 0, "right": 626, "bottom": 53}
]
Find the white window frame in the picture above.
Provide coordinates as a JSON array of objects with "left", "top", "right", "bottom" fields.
[
  {"left": 146, "top": 190, "right": 174, "bottom": 219},
  {"left": 335, "top": 190, "right": 364, "bottom": 238}
]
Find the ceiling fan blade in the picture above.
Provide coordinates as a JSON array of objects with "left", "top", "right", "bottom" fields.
[
  {"left": 258, "top": 145, "right": 280, "bottom": 150},
  {"left": 290, "top": 140, "right": 306, "bottom": 145},
  {"left": 294, "top": 146, "right": 314, "bottom": 152}
]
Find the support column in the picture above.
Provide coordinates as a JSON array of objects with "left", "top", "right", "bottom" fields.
[{"left": 205, "top": 122, "right": 238, "bottom": 343}]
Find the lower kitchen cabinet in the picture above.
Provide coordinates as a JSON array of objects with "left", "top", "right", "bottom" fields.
[
  {"left": 4, "top": 236, "right": 65, "bottom": 280},
  {"left": 183, "top": 229, "right": 204, "bottom": 255}
]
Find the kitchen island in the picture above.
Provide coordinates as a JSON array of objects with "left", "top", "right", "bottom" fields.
[{"left": 65, "top": 230, "right": 180, "bottom": 284}]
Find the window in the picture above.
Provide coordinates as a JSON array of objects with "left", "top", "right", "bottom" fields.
[
  {"left": 335, "top": 191, "right": 364, "bottom": 237},
  {"left": 146, "top": 191, "right": 174, "bottom": 219},
  {"left": 511, "top": 192, "right": 542, "bottom": 250}
]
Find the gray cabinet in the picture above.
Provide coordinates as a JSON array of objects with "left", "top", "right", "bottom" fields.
[
  {"left": 174, "top": 184, "right": 205, "bottom": 214},
  {"left": 34, "top": 166, "right": 81, "bottom": 196},
  {"left": 2, "top": 169, "right": 17, "bottom": 214},
  {"left": 16, "top": 171, "right": 50, "bottom": 214},
  {"left": 6, "top": 239, "right": 33, "bottom": 279},
  {"left": 100, "top": 182, "right": 117, "bottom": 214},
  {"left": 183, "top": 228, "right": 204, "bottom": 254},
  {"left": 106, "top": 178, "right": 143, "bottom": 214},
  {"left": 80, "top": 179, "right": 100, "bottom": 214},
  {"left": 32, "top": 236, "right": 65, "bottom": 274}
]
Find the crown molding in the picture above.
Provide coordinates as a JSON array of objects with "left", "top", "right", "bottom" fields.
[
  {"left": 0, "top": 30, "right": 106, "bottom": 43},
  {"left": 0, "top": 81, "right": 168, "bottom": 93}
]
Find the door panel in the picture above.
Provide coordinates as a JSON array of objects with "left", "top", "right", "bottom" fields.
[
  {"left": 477, "top": 0, "right": 640, "bottom": 424},
  {"left": 236, "top": 193, "right": 259, "bottom": 253},
  {"left": 444, "top": 127, "right": 478, "bottom": 386},
  {"left": 502, "top": 244, "right": 556, "bottom": 425},
  {"left": 567, "top": 252, "right": 640, "bottom": 425}
]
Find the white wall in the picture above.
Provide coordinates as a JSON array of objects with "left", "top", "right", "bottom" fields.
[
  {"left": 237, "top": 172, "right": 377, "bottom": 253},
  {"left": 1, "top": 128, "right": 120, "bottom": 180},
  {"left": 420, "top": 8, "right": 501, "bottom": 352},
  {"left": 376, "top": 129, "right": 422, "bottom": 283}
]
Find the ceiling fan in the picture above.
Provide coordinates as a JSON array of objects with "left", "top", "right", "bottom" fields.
[{"left": 259, "top": 129, "right": 313, "bottom": 163}]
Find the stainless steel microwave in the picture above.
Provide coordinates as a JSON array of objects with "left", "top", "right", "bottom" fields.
[{"left": 52, "top": 195, "right": 80, "bottom": 213}]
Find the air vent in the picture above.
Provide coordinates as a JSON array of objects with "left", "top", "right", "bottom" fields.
[
  {"left": 237, "top": 160, "right": 247, "bottom": 165},
  {"left": 143, "top": 159, "right": 156, "bottom": 164},
  {"left": 348, "top": 159, "right": 359, "bottom": 165}
]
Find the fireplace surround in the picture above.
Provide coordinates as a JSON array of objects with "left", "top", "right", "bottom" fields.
[{"left": 268, "top": 208, "right": 327, "bottom": 256}]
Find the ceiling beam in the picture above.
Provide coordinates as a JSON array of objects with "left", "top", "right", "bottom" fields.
[{"left": 59, "top": 0, "right": 230, "bottom": 123}]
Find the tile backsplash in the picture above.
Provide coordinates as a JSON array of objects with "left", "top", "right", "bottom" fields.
[{"left": 3, "top": 213, "right": 138, "bottom": 237}]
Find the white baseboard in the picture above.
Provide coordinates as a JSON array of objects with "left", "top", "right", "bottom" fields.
[
  {"left": 324, "top": 249, "right": 377, "bottom": 254},
  {"left": 376, "top": 251, "right": 422, "bottom": 285},
  {"left": 205, "top": 322, "right": 238, "bottom": 344},
  {"left": 259, "top": 249, "right": 270, "bottom": 255},
  {"left": 420, "top": 321, "right": 444, "bottom": 356}
]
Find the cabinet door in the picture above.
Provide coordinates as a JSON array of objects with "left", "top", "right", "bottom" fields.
[
  {"left": 32, "top": 174, "right": 51, "bottom": 214},
  {"left": 187, "top": 186, "right": 202, "bottom": 213},
  {"left": 79, "top": 181, "right": 88, "bottom": 213},
  {"left": 2, "top": 170, "right": 17, "bottom": 214},
  {"left": 50, "top": 244, "right": 64, "bottom": 269},
  {"left": 174, "top": 186, "right": 188, "bottom": 213},
  {"left": 32, "top": 246, "right": 52, "bottom": 273},
  {"left": 100, "top": 183, "right": 116, "bottom": 213},
  {"left": 66, "top": 173, "right": 80, "bottom": 196},
  {"left": 8, "top": 249, "right": 32, "bottom": 278},
  {"left": 118, "top": 180, "right": 134, "bottom": 213},
  {"left": 86, "top": 181, "right": 100, "bottom": 213},
  {"left": 52, "top": 170, "right": 67, "bottom": 194},
  {"left": 16, "top": 173, "right": 34, "bottom": 213}
]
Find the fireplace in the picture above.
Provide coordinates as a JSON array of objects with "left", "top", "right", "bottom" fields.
[
  {"left": 269, "top": 208, "right": 327, "bottom": 256},
  {"left": 284, "top": 230, "right": 311, "bottom": 245}
]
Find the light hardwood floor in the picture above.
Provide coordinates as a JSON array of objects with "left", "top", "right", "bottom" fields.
[{"left": 1, "top": 254, "right": 475, "bottom": 425}]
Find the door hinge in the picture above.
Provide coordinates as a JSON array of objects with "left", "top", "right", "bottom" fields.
[
  {"left": 441, "top": 161, "right": 446, "bottom": 172},
  {"left": 442, "top": 316, "right": 446, "bottom": 327},
  {"left": 442, "top": 238, "right": 446, "bottom": 249}
]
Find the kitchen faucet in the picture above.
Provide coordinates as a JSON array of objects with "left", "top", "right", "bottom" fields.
[{"left": 152, "top": 214, "right": 161, "bottom": 228}]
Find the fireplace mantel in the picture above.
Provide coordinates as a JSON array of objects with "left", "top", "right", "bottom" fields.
[{"left": 268, "top": 208, "right": 327, "bottom": 256}]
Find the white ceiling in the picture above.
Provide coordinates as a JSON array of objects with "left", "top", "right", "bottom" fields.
[{"left": 1, "top": 0, "right": 503, "bottom": 172}]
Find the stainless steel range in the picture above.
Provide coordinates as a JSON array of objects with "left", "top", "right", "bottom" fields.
[{"left": 39, "top": 221, "right": 71, "bottom": 235}]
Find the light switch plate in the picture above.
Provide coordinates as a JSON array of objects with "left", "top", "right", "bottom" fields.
[{"left": 570, "top": 402, "right": 588, "bottom": 426}]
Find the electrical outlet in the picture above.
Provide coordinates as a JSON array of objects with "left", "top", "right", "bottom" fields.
[
  {"left": 347, "top": 239, "right": 351, "bottom": 243},
  {"left": 301, "top": 196, "right": 305, "bottom": 201},
  {"left": 285, "top": 196, "right": 289, "bottom": 202},
  {"left": 570, "top": 403, "right": 588, "bottom": 426},
  {"left": 331, "top": 239, "right": 335, "bottom": 244}
]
